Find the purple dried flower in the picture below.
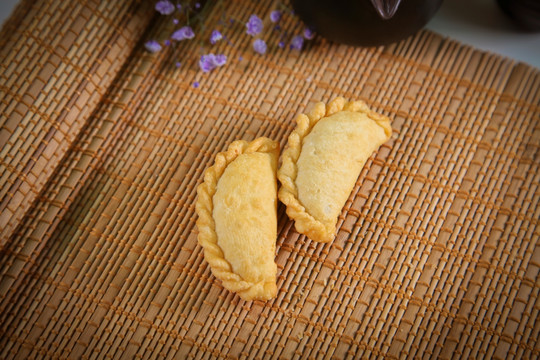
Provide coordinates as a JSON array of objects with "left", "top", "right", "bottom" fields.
[
  {"left": 199, "top": 53, "right": 227, "bottom": 72},
  {"left": 175, "top": 61, "right": 181, "bottom": 68},
  {"left": 303, "top": 28, "right": 315, "bottom": 40},
  {"left": 253, "top": 39, "right": 267, "bottom": 55},
  {"left": 199, "top": 55, "right": 214, "bottom": 72},
  {"left": 176, "top": 3, "right": 182, "bottom": 10},
  {"left": 173, "top": 18, "right": 179, "bottom": 25},
  {"left": 145, "top": 40, "right": 162, "bottom": 53},
  {"left": 238, "top": 56, "right": 243, "bottom": 61},
  {"left": 210, "top": 30, "right": 222, "bottom": 44},
  {"left": 270, "top": 10, "right": 281, "bottom": 23},
  {"left": 278, "top": 41, "right": 285, "bottom": 48},
  {"left": 195, "top": 2, "right": 201, "bottom": 9},
  {"left": 246, "top": 15, "right": 263, "bottom": 36},
  {"left": 193, "top": 81, "right": 199, "bottom": 88},
  {"left": 290, "top": 35, "right": 304, "bottom": 50},
  {"left": 172, "top": 26, "right": 195, "bottom": 41},
  {"left": 214, "top": 54, "right": 227, "bottom": 66},
  {"left": 155, "top": 0, "right": 175, "bottom": 15},
  {"left": 164, "top": 39, "right": 171, "bottom": 46}
]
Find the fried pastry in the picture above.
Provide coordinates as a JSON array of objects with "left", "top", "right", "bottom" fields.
[
  {"left": 278, "top": 97, "right": 392, "bottom": 243},
  {"left": 196, "top": 137, "right": 279, "bottom": 301}
]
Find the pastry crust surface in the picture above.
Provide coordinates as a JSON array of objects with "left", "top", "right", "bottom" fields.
[
  {"left": 196, "top": 137, "right": 279, "bottom": 301},
  {"left": 278, "top": 97, "right": 391, "bottom": 243}
]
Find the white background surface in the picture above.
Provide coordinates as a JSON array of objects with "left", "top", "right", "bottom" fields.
[
  {"left": 426, "top": 0, "right": 540, "bottom": 68},
  {"left": 0, "top": 0, "right": 539, "bottom": 68}
]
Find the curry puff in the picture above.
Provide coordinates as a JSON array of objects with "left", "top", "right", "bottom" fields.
[
  {"left": 196, "top": 137, "right": 279, "bottom": 301},
  {"left": 278, "top": 97, "right": 392, "bottom": 243}
]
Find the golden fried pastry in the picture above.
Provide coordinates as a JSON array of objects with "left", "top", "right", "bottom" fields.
[
  {"left": 196, "top": 137, "right": 279, "bottom": 301},
  {"left": 278, "top": 97, "right": 392, "bottom": 243}
]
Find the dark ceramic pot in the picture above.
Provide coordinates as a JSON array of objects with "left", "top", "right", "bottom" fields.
[
  {"left": 497, "top": 0, "right": 540, "bottom": 31},
  {"left": 291, "top": 0, "right": 444, "bottom": 46}
]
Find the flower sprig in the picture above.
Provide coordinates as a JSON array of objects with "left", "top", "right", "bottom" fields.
[{"left": 145, "top": 0, "right": 316, "bottom": 87}]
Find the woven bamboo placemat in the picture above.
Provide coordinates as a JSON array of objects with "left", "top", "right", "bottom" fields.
[{"left": 1, "top": 0, "right": 539, "bottom": 358}]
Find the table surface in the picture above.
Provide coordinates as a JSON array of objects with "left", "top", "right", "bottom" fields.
[{"left": 1, "top": 0, "right": 539, "bottom": 68}]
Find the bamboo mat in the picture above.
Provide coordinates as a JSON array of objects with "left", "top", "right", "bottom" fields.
[{"left": 0, "top": 0, "right": 539, "bottom": 358}]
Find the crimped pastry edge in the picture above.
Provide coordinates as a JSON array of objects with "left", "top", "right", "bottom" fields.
[
  {"left": 277, "top": 97, "right": 391, "bottom": 243},
  {"left": 195, "top": 137, "right": 279, "bottom": 301}
]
